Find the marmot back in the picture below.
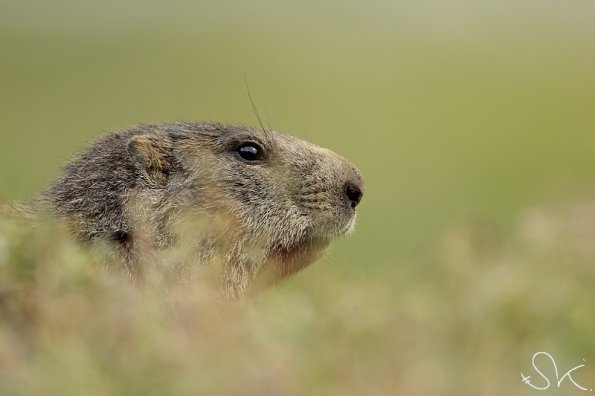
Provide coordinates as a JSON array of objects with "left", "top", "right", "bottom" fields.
[{"left": 44, "top": 122, "right": 364, "bottom": 297}]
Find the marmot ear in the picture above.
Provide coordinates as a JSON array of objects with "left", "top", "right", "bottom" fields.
[{"left": 127, "top": 131, "right": 173, "bottom": 186}]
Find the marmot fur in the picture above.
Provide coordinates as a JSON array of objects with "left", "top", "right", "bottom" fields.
[{"left": 42, "top": 122, "right": 364, "bottom": 297}]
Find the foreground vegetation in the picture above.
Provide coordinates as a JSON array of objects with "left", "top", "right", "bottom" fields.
[{"left": 1, "top": 198, "right": 594, "bottom": 396}]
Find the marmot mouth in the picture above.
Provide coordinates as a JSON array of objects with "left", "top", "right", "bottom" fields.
[
  {"left": 309, "top": 211, "right": 357, "bottom": 240},
  {"left": 341, "top": 213, "right": 357, "bottom": 235}
]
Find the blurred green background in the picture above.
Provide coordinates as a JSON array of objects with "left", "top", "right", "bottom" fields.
[
  {"left": 1, "top": 1, "right": 595, "bottom": 394},
  {"left": 2, "top": 0, "right": 595, "bottom": 266}
]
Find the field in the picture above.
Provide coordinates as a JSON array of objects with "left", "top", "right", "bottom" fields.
[{"left": 1, "top": 1, "right": 595, "bottom": 395}]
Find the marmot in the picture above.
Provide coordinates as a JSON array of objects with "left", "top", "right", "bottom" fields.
[{"left": 40, "top": 122, "right": 364, "bottom": 297}]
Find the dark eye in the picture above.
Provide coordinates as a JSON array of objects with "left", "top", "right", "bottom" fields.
[{"left": 236, "top": 142, "right": 264, "bottom": 162}]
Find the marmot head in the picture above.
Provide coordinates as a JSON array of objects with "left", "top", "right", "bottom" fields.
[{"left": 48, "top": 122, "right": 364, "bottom": 295}]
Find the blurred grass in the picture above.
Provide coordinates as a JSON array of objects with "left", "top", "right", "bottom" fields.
[
  {"left": 1, "top": 0, "right": 595, "bottom": 394},
  {"left": 1, "top": 200, "right": 595, "bottom": 395}
]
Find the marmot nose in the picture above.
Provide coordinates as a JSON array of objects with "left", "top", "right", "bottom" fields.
[{"left": 344, "top": 182, "right": 363, "bottom": 208}]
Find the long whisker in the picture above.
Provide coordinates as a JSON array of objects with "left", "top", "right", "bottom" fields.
[
  {"left": 244, "top": 74, "right": 274, "bottom": 147},
  {"left": 262, "top": 97, "right": 275, "bottom": 135}
]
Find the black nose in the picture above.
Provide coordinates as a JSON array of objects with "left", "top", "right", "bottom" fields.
[{"left": 345, "top": 182, "right": 363, "bottom": 208}]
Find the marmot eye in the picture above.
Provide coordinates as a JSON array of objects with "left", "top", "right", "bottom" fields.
[{"left": 236, "top": 143, "right": 264, "bottom": 162}]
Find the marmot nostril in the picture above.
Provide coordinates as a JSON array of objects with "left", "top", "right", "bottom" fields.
[{"left": 345, "top": 183, "right": 363, "bottom": 208}]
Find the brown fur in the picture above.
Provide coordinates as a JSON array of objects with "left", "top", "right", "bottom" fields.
[{"left": 38, "top": 122, "right": 363, "bottom": 298}]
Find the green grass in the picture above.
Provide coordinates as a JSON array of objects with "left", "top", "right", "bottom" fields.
[
  {"left": 1, "top": 0, "right": 595, "bottom": 394},
  {"left": 1, "top": 201, "right": 595, "bottom": 395}
]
